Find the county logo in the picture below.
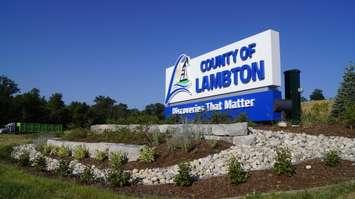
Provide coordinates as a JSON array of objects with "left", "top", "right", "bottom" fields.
[{"left": 165, "top": 54, "right": 192, "bottom": 104}]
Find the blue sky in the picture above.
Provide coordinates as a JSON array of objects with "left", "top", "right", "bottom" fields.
[{"left": 1, "top": 0, "right": 354, "bottom": 109}]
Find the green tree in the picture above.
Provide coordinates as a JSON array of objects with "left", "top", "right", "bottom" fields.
[
  {"left": 0, "top": 75, "right": 20, "bottom": 125},
  {"left": 110, "top": 103, "right": 129, "bottom": 124},
  {"left": 144, "top": 103, "right": 165, "bottom": 121},
  {"left": 67, "top": 102, "right": 90, "bottom": 128},
  {"left": 16, "top": 88, "right": 49, "bottom": 123},
  {"left": 91, "top": 96, "right": 116, "bottom": 124},
  {"left": 47, "top": 93, "right": 68, "bottom": 124},
  {"left": 0, "top": 75, "right": 19, "bottom": 96},
  {"left": 331, "top": 64, "right": 355, "bottom": 118},
  {"left": 309, "top": 89, "right": 325, "bottom": 100}
]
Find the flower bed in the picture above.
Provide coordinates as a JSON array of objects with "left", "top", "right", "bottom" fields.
[{"left": 11, "top": 128, "right": 355, "bottom": 186}]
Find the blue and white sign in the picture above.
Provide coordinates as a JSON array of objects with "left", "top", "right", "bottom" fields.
[
  {"left": 165, "top": 29, "right": 282, "bottom": 121},
  {"left": 165, "top": 90, "right": 281, "bottom": 122}
]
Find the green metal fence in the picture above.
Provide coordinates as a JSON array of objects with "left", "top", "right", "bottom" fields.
[{"left": 16, "top": 123, "right": 63, "bottom": 133}]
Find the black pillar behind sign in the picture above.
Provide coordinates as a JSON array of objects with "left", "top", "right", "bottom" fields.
[{"left": 284, "top": 69, "right": 301, "bottom": 124}]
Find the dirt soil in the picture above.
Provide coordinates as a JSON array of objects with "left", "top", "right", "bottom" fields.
[
  {"left": 52, "top": 140, "right": 233, "bottom": 170},
  {"left": 255, "top": 124, "right": 355, "bottom": 138},
  {"left": 124, "top": 140, "right": 232, "bottom": 170},
  {"left": 115, "top": 159, "right": 355, "bottom": 199}
]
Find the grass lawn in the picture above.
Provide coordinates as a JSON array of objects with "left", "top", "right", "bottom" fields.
[
  {"left": 0, "top": 133, "right": 142, "bottom": 199},
  {"left": 0, "top": 163, "right": 137, "bottom": 199},
  {"left": 1, "top": 133, "right": 355, "bottom": 199},
  {"left": 244, "top": 181, "right": 355, "bottom": 199}
]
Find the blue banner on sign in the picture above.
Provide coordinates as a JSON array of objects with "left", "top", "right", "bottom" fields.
[{"left": 165, "top": 90, "right": 281, "bottom": 122}]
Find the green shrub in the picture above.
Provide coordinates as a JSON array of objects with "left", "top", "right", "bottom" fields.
[
  {"left": 301, "top": 101, "right": 331, "bottom": 126},
  {"left": 41, "top": 144, "right": 55, "bottom": 156},
  {"left": 55, "top": 145, "right": 71, "bottom": 158},
  {"left": 110, "top": 151, "right": 128, "bottom": 170},
  {"left": 235, "top": 113, "right": 249, "bottom": 123},
  {"left": 210, "top": 111, "right": 232, "bottom": 124},
  {"left": 57, "top": 159, "right": 72, "bottom": 177},
  {"left": 62, "top": 128, "right": 90, "bottom": 140},
  {"left": 228, "top": 156, "right": 248, "bottom": 185},
  {"left": 107, "top": 169, "right": 131, "bottom": 187},
  {"left": 80, "top": 167, "right": 95, "bottom": 184},
  {"left": 273, "top": 147, "right": 295, "bottom": 176},
  {"left": 342, "top": 103, "right": 355, "bottom": 129},
  {"left": 167, "top": 133, "right": 194, "bottom": 152},
  {"left": 151, "top": 131, "right": 165, "bottom": 146},
  {"left": 34, "top": 155, "right": 47, "bottom": 171},
  {"left": 138, "top": 146, "right": 156, "bottom": 163},
  {"left": 207, "top": 139, "right": 218, "bottom": 149},
  {"left": 94, "top": 149, "right": 108, "bottom": 162},
  {"left": 36, "top": 144, "right": 55, "bottom": 155},
  {"left": 18, "top": 152, "right": 30, "bottom": 167},
  {"left": 192, "top": 131, "right": 204, "bottom": 142},
  {"left": 73, "top": 145, "right": 89, "bottom": 160},
  {"left": 62, "top": 127, "right": 166, "bottom": 145},
  {"left": 324, "top": 150, "right": 341, "bottom": 167},
  {"left": 174, "top": 162, "right": 194, "bottom": 186}
]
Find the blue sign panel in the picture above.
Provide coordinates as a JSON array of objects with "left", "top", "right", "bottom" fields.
[{"left": 165, "top": 90, "right": 281, "bottom": 122}]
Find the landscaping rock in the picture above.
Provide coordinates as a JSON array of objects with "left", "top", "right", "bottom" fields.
[
  {"left": 233, "top": 134, "right": 256, "bottom": 145},
  {"left": 90, "top": 123, "right": 248, "bottom": 136},
  {"left": 277, "top": 121, "right": 287, "bottom": 127},
  {"left": 12, "top": 127, "right": 355, "bottom": 186},
  {"left": 47, "top": 139, "right": 143, "bottom": 161}
]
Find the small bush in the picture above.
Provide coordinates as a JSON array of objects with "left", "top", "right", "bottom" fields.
[
  {"left": 192, "top": 131, "right": 204, "bottom": 142},
  {"left": 73, "top": 145, "right": 89, "bottom": 160},
  {"left": 36, "top": 144, "right": 55, "bottom": 155},
  {"left": 138, "top": 146, "right": 156, "bottom": 163},
  {"left": 107, "top": 169, "right": 131, "bottom": 187},
  {"left": 55, "top": 145, "right": 71, "bottom": 158},
  {"left": 110, "top": 152, "right": 128, "bottom": 170},
  {"left": 324, "top": 150, "right": 341, "bottom": 167},
  {"left": 34, "top": 155, "right": 47, "bottom": 171},
  {"left": 151, "top": 131, "right": 165, "bottom": 146},
  {"left": 18, "top": 152, "right": 30, "bottom": 167},
  {"left": 57, "top": 159, "right": 72, "bottom": 177},
  {"left": 301, "top": 101, "right": 331, "bottom": 126},
  {"left": 273, "top": 147, "right": 295, "bottom": 176},
  {"left": 210, "top": 111, "right": 232, "bottom": 124},
  {"left": 41, "top": 144, "right": 55, "bottom": 156},
  {"left": 94, "top": 149, "right": 108, "bottom": 162},
  {"left": 80, "top": 167, "right": 95, "bottom": 184},
  {"left": 167, "top": 133, "right": 194, "bottom": 152},
  {"left": 228, "top": 156, "right": 248, "bottom": 185},
  {"left": 342, "top": 103, "right": 355, "bottom": 129},
  {"left": 235, "top": 113, "right": 249, "bottom": 123},
  {"left": 207, "top": 139, "right": 218, "bottom": 149},
  {"left": 174, "top": 162, "right": 194, "bottom": 186},
  {"left": 62, "top": 128, "right": 89, "bottom": 140}
]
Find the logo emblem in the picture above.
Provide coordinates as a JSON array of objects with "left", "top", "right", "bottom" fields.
[{"left": 165, "top": 54, "right": 192, "bottom": 104}]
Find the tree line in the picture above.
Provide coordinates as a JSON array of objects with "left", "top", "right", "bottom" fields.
[
  {"left": 0, "top": 63, "right": 353, "bottom": 128},
  {"left": 0, "top": 76, "right": 167, "bottom": 128}
]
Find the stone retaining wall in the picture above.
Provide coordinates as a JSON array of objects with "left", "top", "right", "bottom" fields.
[
  {"left": 47, "top": 139, "right": 144, "bottom": 161},
  {"left": 12, "top": 128, "right": 355, "bottom": 185},
  {"left": 90, "top": 123, "right": 248, "bottom": 137}
]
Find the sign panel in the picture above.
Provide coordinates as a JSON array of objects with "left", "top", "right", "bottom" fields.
[
  {"left": 165, "top": 90, "right": 281, "bottom": 121},
  {"left": 165, "top": 29, "right": 281, "bottom": 105}
]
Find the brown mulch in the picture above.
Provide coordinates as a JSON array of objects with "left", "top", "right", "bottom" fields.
[
  {"left": 51, "top": 140, "right": 232, "bottom": 170},
  {"left": 114, "top": 159, "right": 355, "bottom": 199},
  {"left": 124, "top": 140, "right": 232, "bottom": 170},
  {"left": 14, "top": 159, "right": 355, "bottom": 199},
  {"left": 255, "top": 124, "right": 355, "bottom": 138}
]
